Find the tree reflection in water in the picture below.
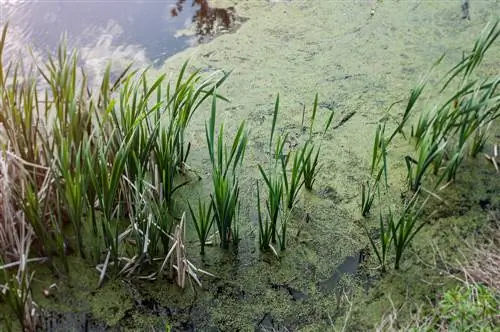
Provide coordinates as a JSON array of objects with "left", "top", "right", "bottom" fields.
[{"left": 171, "top": 0, "right": 236, "bottom": 42}]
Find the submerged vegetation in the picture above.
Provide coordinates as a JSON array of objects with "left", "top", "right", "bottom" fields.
[{"left": 0, "top": 14, "right": 499, "bottom": 331}]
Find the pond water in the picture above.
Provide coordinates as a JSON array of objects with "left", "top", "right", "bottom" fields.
[
  {"left": 1, "top": 0, "right": 500, "bottom": 331},
  {"left": 0, "top": 0, "right": 243, "bottom": 74}
]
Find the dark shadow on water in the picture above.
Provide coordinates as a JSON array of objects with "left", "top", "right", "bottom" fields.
[
  {"left": 318, "top": 253, "right": 361, "bottom": 293},
  {"left": 41, "top": 311, "right": 110, "bottom": 332}
]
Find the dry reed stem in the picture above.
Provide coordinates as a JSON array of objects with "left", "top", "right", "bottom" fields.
[
  {"left": 156, "top": 213, "right": 214, "bottom": 288},
  {"left": 374, "top": 298, "right": 433, "bottom": 332},
  {"left": 462, "top": 217, "right": 500, "bottom": 291},
  {"left": 0, "top": 150, "right": 35, "bottom": 264},
  {"left": 0, "top": 149, "right": 40, "bottom": 331}
]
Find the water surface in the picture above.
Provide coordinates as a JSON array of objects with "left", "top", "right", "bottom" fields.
[
  {"left": 0, "top": 0, "right": 242, "bottom": 74},
  {"left": 2, "top": 0, "right": 500, "bottom": 330}
]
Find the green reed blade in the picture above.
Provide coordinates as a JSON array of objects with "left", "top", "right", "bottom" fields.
[
  {"left": 309, "top": 93, "right": 318, "bottom": 139},
  {"left": 269, "top": 94, "right": 280, "bottom": 150}
]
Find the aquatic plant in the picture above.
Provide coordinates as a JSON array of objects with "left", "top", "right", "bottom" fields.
[
  {"left": 389, "top": 193, "right": 428, "bottom": 270},
  {"left": 0, "top": 26, "right": 65, "bottom": 261},
  {"left": 281, "top": 145, "right": 307, "bottom": 210},
  {"left": 469, "top": 122, "right": 490, "bottom": 158},
  {"left": 84, "top": 132, "right": 132, "bottom": 273},
  {"left": 43, "top": 46, "right": 98, "bottom": 256},
  {"left": 1, "top": 267, "right": 39, "bottom": 332},
  {"left": 371, "top": 122, "right": 389, "bottom": 188},
  {"left": 0, "top": 151, "right": 40, "bottom": 332},
  {"left": 205, "top": 93, "right": 248, "bottom": 249},
  {"left": 402, "top": 21, "right": 500, "bottom": 190},
  {"left": 360, "top": 168, "right": 382, "bottom": 217},
  {"left": 405, "top": 133, "right": 447, "bottom": 191},
  {"left": 362, "top": 208, "right": 392, "bottom": 273},
  {"left": 436, "top": 145, "right": 466, "bottom": 188},
  {"left": 302, "top": 94, "right": 335, "bottom": 191},
  {"left": 256, "top": 93, "right": 334, "bottom": 252},
  {"left": 255, "top": 181, "right": 277, "bottom": 256},
  {"left": 305, "top": 95, "right": 335, "bottom": 190},
  {"left": 302, "top": 144, "right": 321, "bottom": 191},
  {"left": 405, "top": 73, "right": 500, "bottom": 190},
  {"left": 258, "top": 166, "right": 283, "bottom": 245},
  {"left": 258, "top": 96, "right": 287, "bottom": 243},
  {"left": 164, "top": 62, "right": 231, "bottom": 175},
  {"left": 257, "top": 95, "right": 288, "bottom": 252},
  {"left": 362, "top": 191, "right": 427, "bottom": 272},
  {"left": 361, "top": 121, "right": 388, "bottom": 217},
  {"left": 0, "top": 18, "right": 229, "bottom": 290},
  {"left": 53, "top": 140, "right": 89, "bottom": 258},
  {"left": 358, "top": 20, "right": 500, "bottom": 278},
  {"left": 188, "top": 199, "right": 214, "bottom": 255}
]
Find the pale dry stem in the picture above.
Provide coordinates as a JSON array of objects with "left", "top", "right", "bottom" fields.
[{"left": 0, "top": 150, "right": 40, "bottom": 331}]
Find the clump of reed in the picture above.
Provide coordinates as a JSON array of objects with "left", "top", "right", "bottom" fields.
[
  {"left": 301, "top": 94, "right": 335, "bottom": 191},
  {"left": 362, "top": 191, "right": 428, "bottom": 272},
  {"left": 361, "top": 122, "right": 389, "bottom": 217},
  {"left": 188, "top": 199, "right": 214, "bottom": 255},
  {"left": 256, "top": 94, "right": 334, "bottom": 254},
  {"left": 0, "top": 19, "right": 228, "bottom": 302},
  {"left": 361, "top": 20, "right": 499, "bottom": 272},
  {"left": 406, "top": 21, "right": 500, "bottom": 191},
  {"left": 255, "top": 181, "right": 279, "bottom": 256},
  {"left": 205, "top": 94, "right": 248, "bottom": 249}
]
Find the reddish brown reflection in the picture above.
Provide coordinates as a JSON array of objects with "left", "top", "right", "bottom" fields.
[{"left": 172, "top": 0, "right": 236, "bottom": 41}]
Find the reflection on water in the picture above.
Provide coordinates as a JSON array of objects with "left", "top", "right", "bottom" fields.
[
  {"left": 0, "top": 0, "right": 244, "bottom": 77},
  {"left": 172, "top": 0, "right": 239, "bottom": 43}
]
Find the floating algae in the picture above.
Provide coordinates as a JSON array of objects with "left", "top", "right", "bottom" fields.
[{"left": 1, "top": 0, "right": 500, "bottom": 331}]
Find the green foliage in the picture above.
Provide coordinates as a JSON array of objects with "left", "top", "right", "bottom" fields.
[
  {"left": 371, "top": 123, "right": 389, "bottom": 187},
  {"left": 404, "top": 21, "right": 500, "bottom": 190},
  {"left": 257, "top": 95, "right": 287, "bottom": 253},
  {"left": 282, "top": 145, "right": 307, "bottom": 210},
  {"left": 357, "top": 20, "right": 499, "bottom": 279},
  {"left": 1, "top": 264, "right": 39, "bottom": 331},
  {"left": 362, "top": 192, "right": 427, "bottom": 272},
  {"left": 361, "top": 168, "right": 382, "bottom": 217},
  {"left": 361, "top": 121, "right": 387, "bottom": 217},
  {"left": 188, "top": 200, "right": 214, "bottom": 255},
  {"left": 390, "top": 194, "right": 428, "bottom": 270},
  {"left": 0, "top": 21, "right": 227, "bottom": 281},
  {"left": 258, "top": 166, "right": 283, "bottom": 245},
  {"left": 302, "top": 93, "right": 334, "bottom": 191},
  {"left": 256, "top": 93, "right": 334, "bottom": 253},
  {"left": 302, "top": 143, "right": 321, "bottom": 191},
  {"left": 256, "top": 181, "right": 277, "bottom": 255},
  {"left": 405, "top": 134, "right": 447, "bottom": 191},
  {"left": 205, "top": 94, "right": 248, "bottom": 249},
  {"left": 436, "top": 284, "right": 499, "bottom": 331}
]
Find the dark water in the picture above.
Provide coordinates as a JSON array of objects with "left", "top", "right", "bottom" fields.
[{"left": 0, "top": 0, "right": 240, "bottom": 67}]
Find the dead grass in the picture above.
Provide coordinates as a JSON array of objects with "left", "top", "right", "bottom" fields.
[
  {"left": 0, "top": 150, "right": 41, "bottom": 331},
  {"left": 462, "top": 210, "right": 500, "bottom": 291}
]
